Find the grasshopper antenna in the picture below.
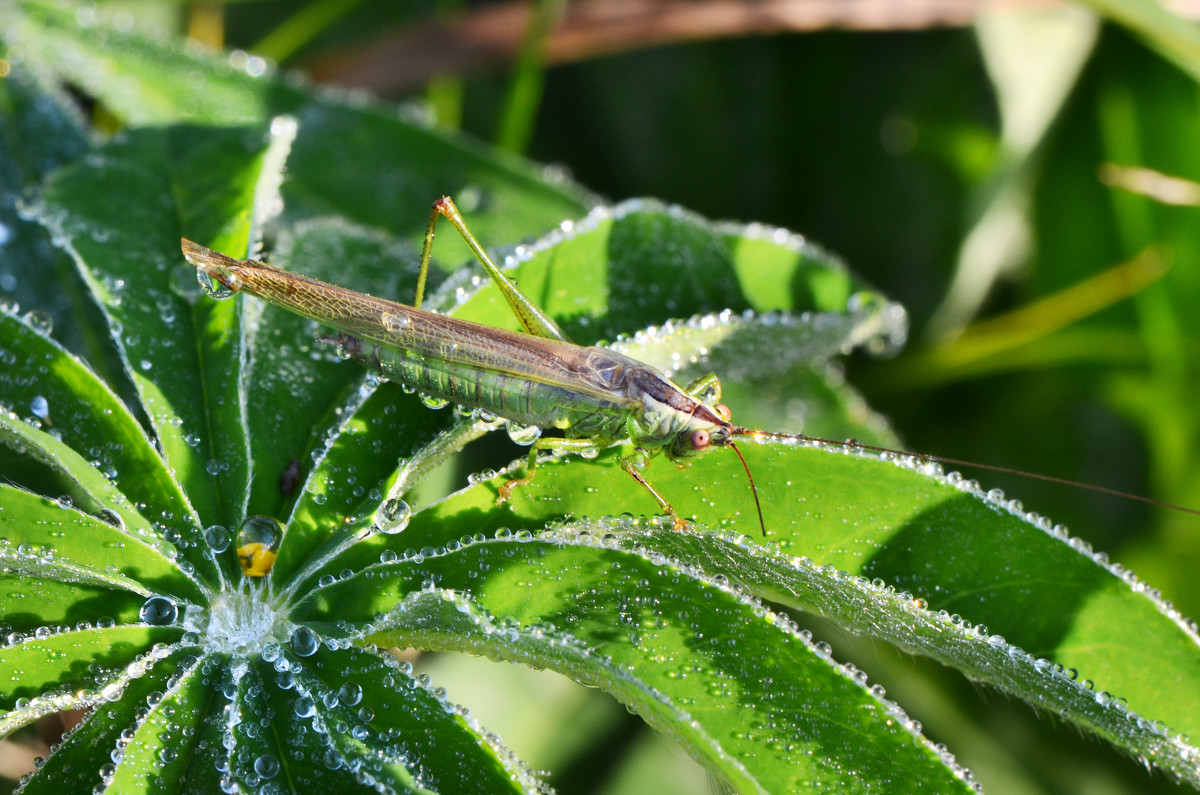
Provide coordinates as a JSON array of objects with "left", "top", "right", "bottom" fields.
[
  {"left": 752, "top": 431, "right": 1200, "bottom": 518},
  {"left": 727, "top": 440, "right": 766, "bottom": 536}
]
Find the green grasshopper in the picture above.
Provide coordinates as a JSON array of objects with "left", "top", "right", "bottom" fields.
[{"left": 182, "top": 196, "right": 767, "bottom": 536}]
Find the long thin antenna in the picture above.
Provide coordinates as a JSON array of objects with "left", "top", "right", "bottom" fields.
[
  {"left": 728, "top": 441, "right": 766, "bottom": 536},
  {"left": 752, "top": 431, "right": 1200, "bottom": 517}
]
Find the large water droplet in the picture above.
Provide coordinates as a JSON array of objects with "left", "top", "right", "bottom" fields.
[
  {"left": 196, "top": 270, "right": 235, "bottom": 300},
  {"left": 204, "top": 525, "right": 230, "bottom": 553},
  {"left": 140, "top": 596, "right": 178, "bottom": 626},
  {"left": 236, "top": 516, "right": 282, "bottom": 577},
  {"left": 253, "top": 754, "right": 279, "bottom": 779},
  {"left": 374, "top": 498, "right": 411, "bottom": 535},
  {"left": 294, "top": 695, "right": 316, "bottom": 718},
  {"left": 337, "top": 682, "right": 362, "bottom": 706},
  {"left": 95, "top": 508, "right": 125, "bottom": 530},
  {"left": 290, "top": 625, "right": 319, "bottom": 657},
  {"left": 505, "top": 421, "right": 542, "bottom": 446},
  {"left": 419, "top": 393, "right": 449, "bottom": 410}
]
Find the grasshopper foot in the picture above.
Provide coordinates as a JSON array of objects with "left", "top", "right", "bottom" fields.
[{"left": 496, "top": 475, "right": 533, "bottom": 505}]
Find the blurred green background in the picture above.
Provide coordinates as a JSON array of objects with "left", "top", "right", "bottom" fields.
[{"left": 9, "top": 2, "right": 1200, "bottom": 792}]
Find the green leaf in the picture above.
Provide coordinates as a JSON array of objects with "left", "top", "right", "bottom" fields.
[
  {"left": 10, "top": 0, "right": 592, "bottom": 251},
  {"left": 0, "top": 625, "right": 181, "bottom": 729},
  {"left": 288, "top": 645, "right": 538, "bottom": 792},
  {"left": 445, "top": 200, "right": 883, "bottom": 343},
  {"left": 386, "top": 439, "right": 1200, "bottom": 783},
  {"left": 0, "top": 484, "right": 199, "bottom": 605},
  {"left": 0, "top": 310, "right": 193, "bottom": 530},
  {"left": 0, "top": 406, "right": 153, "bottom": 536},
  {"left": 7, "top": 1, "right": 277, "bottom": 127},
  {"left": 0, "top": 62, "right": 92, "bottom": 351},
  {"left": 296, "top": 545, "right": 975, "bottom": 793},
  {"left": 106, "top": 655, "right": 219, "bottom": 794},
  {"left": 19, "top": 649, "right": 188, "bottom": 794},
  {"left": 34, "top": 124, "right": 278, "bottom": 536}
]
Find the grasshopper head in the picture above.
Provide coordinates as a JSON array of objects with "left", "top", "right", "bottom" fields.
[
  {"left": 665, "top": 402, "right": 766, "bottom": 536},
  {"left": 665, "top": 402, "right": 739, "bottom": 462}
]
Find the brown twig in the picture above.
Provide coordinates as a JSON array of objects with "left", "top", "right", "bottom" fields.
[{"left": 305, "top": 0, "right": 1062, "bottom": 92}]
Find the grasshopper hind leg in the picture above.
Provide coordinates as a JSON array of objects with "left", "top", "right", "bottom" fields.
[
  {"left": 423, "top": 196, "right": 568, "bottom": 341},
  {"left": 682, "top": 372, "right": 722, "bottom": 404}
]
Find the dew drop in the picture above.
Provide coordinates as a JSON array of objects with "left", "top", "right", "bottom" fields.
[
  {"left": 29, "top": 395, "right": 50, "bottom": 425},
  {"left": 196, "top": 270, "right": 235, "bottom": 300},
  {"left": 253, "top": 754, "right": 279, "bottom": 779},
  {"left": 95, "top": 508, "right": 125, "bottom": 530},
  {"left": 236, "top": 516, "right": 282, "bottom": 577},
  {"left": 294, "top": 695, "right": 316, "bottom": 718},
  {"left": 22, "top": 310, "right": 52, "bottom": 335},
  {"left": 419, "top": 393, "right": 449, "bottom": 410},
  {"left": 505, "top": 421, "right": 542, "bottom": 446},
  {"left": 374, "top": 498, "right": 411, "bottom": 535},
  {"left": 290, "top": 625, "right": 319, "bottom": 657},
  {"left": 337, "top": 682, "right": 362, "bottom": 706},
  {"left": 204, "top": 525, "right": 230, "bottom": 553},
  {"left": 139, "top": 596, "right": 178, "bottom": 626}
]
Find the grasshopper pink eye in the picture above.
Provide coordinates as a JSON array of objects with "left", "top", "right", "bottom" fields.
[
  {"left": 715, "top": 404, "right": 732, "bottom": 422},
  {"left": 691, "top": 429, "right": 711, "bottom": 450}
]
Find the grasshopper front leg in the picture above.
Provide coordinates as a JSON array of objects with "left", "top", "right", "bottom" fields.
[
  {"left": 496, "top": 437, "right": 602, "bottom": 503},
  {"left": 621, "top": 451, "right": 689, "bottom": 531},
  {"left": 497, "top": 439, "right": 686, "bottom": 530}
]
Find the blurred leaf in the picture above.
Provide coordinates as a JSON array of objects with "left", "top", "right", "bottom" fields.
[{"left": 1080, "top": 0, "right": 1200, "bottom": 84}]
